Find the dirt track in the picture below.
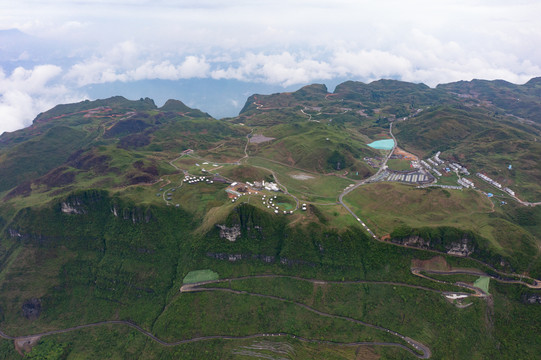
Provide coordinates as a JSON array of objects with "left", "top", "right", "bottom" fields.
[
  {"left": 1, "top": 274, "right": 446, "bottom": 359},
  {"left": 4, "top": 271, "right": 522, "bottom": 359}
]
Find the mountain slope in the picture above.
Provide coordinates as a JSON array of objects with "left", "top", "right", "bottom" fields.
[
  {"left": 438, "top": 77, "right": 541, "bottom": 123},
  {"left": 0, "top": 80, "right": 540, "bottom": 359}
]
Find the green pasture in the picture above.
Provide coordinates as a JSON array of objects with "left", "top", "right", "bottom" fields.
[
  {"left": 343, "top": 182, "right": 495, "bottom": 239},
  {"left": 473, "top": 276, "right": 490, "bottom": 294},
  {"left": 248, "top": 157, "right": 354, "bottom": 202},
  {"left": 387, "top": 158, "right": 413, "bottom": 171},
  {"left": 183, "top": 269, "right": 219, "bottom": 284}
]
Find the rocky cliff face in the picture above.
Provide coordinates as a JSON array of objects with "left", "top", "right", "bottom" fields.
[
  {"left": 61, "top": 200, "right": 85, "bottom": 214},
  {"left": 216, "top": 224, "right": 241, "bottom": 242},
  {"left": 446, "top": 238, "right": 474, "bottom": 257},
  {"left": 392, "top": 234, "right": 474, "bottom": 257},
  {"left": 521, "top": 294, "right": 541, "bottom": 304},
  {"left": 110, "top": 204, "right": 152, "bottom": 223},
  {"left": 8, "top": 228, "right": 22, "bottom": 238},
  {"left": 391, "top": 235, "right": 431, "bottom": 249}
]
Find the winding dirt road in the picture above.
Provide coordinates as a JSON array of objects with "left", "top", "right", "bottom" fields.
[
  {"left": 0, "top": 274, "right": 456, "bottom": 359},
  {"left": 4, "top": 270, "right": 520, "bottom": 359}
]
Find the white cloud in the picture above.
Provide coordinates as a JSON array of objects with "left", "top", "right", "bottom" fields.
[
  {"left": 126, "top": 56, "right": 210, "bottom": 81},
  {"left": 0, "top": 65, "right": 85, "bottom": 134},
  {"left": 1, "top": 1, "right": 541, "bottom": 131},
  {"left": 211, "top": 52, "right": 335, "bottom": 86},
  {"left": 331, "top": 50, "right": 412, "bottom": 81},
  {"left": 65, "top": 51, "right": 211, "bottom": 86}
]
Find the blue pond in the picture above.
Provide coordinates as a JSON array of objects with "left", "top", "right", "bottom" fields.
[{"left": 367, "top": 139, "right": 395, "bottom": 150}]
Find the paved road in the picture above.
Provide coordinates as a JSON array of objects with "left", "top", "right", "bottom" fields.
[
  {"left": 250, "top": 164, "right": 300, "bottom": 209},
  {"left": 334, "top": 123, "right": 541, "bottom": 289},
  {"left": 412, "top": 268, "right": 541, "bottom": 290},
  {"left": 2, "top": 323, "right": 419, "bottom": 350},
  {"left": 338, "top": 122, "right": 396, "bottom": 238}
]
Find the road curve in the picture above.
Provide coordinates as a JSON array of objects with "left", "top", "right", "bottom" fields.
[
  {"left": 0, "top": 272, "right": 437, "bottom": 358},
  {"left": 0, "top": 321, "right": 429, "bottom": 358},
  {"left": 338, "top": 122, "right": 396, "bottom": 238},
  {"left": 180, "top": 274, "right": 469, "bottom": 296},
  {"left": 182, "top": 276, "right": 432, "bottom": 359}
]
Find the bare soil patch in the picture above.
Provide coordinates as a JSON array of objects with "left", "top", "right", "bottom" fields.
[
  {"left": 14, "top": 336, "right": 41, "bottom": 355},
  {"left": 411, "top": 256, "right": 451, "bottom": 271},
  {"left": 392, "top": 147, "right": 418, "bottom": 161},
  {"left": 355, "top": 346, "right": 381, "bottom": 360},
  {"left": 249, "top": 134, "right": 275, "bottom": 144},
  {"left": 412, "top": 256, "right": 483, "bottom": 274},
  {"left": 290, "top": 173, "right": 315, "bottom": 180}
]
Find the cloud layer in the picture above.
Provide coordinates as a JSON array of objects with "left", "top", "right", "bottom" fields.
[
  {"left": 0, "top": 65, "right": 85, "bottom": 132},
  {"left": 1, "top": 1, "right": 541, "bottom": 133}
]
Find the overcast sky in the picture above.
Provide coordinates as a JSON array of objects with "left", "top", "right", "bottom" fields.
[{"left": 1, "top": 0, "right": 541, "bottom": 133}]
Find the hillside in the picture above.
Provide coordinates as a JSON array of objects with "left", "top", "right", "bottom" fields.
[
  {"left": 437, "top": 77, "right": 541, "bottom": 124},
  {"left": 0, "top": 80, "right": 540, "bottom": 359},
  {"left": 393, "top": 105, "right": 541, "bottom": 200},
  {"left": 0, "top": 96, "right": 247, "bottom": 204}
]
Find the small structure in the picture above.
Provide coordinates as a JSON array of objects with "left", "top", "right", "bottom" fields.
[
  {"left": 263, "top": 181, "right": 280, "bottom": 192},
  {"left": 226, "top": 188, "right": 242, "bottom": 197},
  {"left": 504, "top": 187, "right": 516, "bottom": 196},
  {"left": 445, "top": 294, "right": 469, "bottom": 300}
]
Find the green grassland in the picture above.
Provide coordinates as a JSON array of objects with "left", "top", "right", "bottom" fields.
[
  {"left": 343, "top": 182, "right": 541, "bottom": 275},
  {"left": 216, "top": 164, "right": 273, "bottom": 183},
  {"left": 473, "top": 276, "right": 490, "bottom": 294},
  {"left": 183, "top": 269, "right": 219, "bottom": 284},
  {"left": 435, "top": 172, "right": 460, "bottom": 186},
  {"left": 343, "top": 183, "right": 494, "bottom": 238},
  {"left": 248, "top": 121, "right": 378, "bottom": 177},
  {"left": 387, "top": 158, "right": 413, "bottom": 171},
  {"left": 248, "top": 157, "right": 354, "bottom": 202}
]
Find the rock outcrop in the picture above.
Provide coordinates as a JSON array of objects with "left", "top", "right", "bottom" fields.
[
  {"left": 391, "top": 235, "right": 431, "bottom": 249},
  {"left": 446, "top": 238, "right": 474, "bottom": 257},
  {"left": 392, "top": 234, "right": 474, "bottom": 257},
  {"left": 521, "top": 294, "right": 541, "bottom": 304},
  {"left": 61, "top": 200, "right": 85, "bottom": 214},
  {"left": 216, "top": 224, "right": 241, "bottom": 242},
  {"left": 110, "top": 204, "right": 152, "bottom": 223},
  {"left": 8, "top": 228, "right": 22, "bottom": 238}
]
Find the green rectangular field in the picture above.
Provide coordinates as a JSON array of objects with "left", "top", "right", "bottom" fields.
[
  {"left": 473, "top": 276, "right": 490, "bottom": 294},
  {"left": 183, "top": 269, "right": 219, "bottom": 284}
]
